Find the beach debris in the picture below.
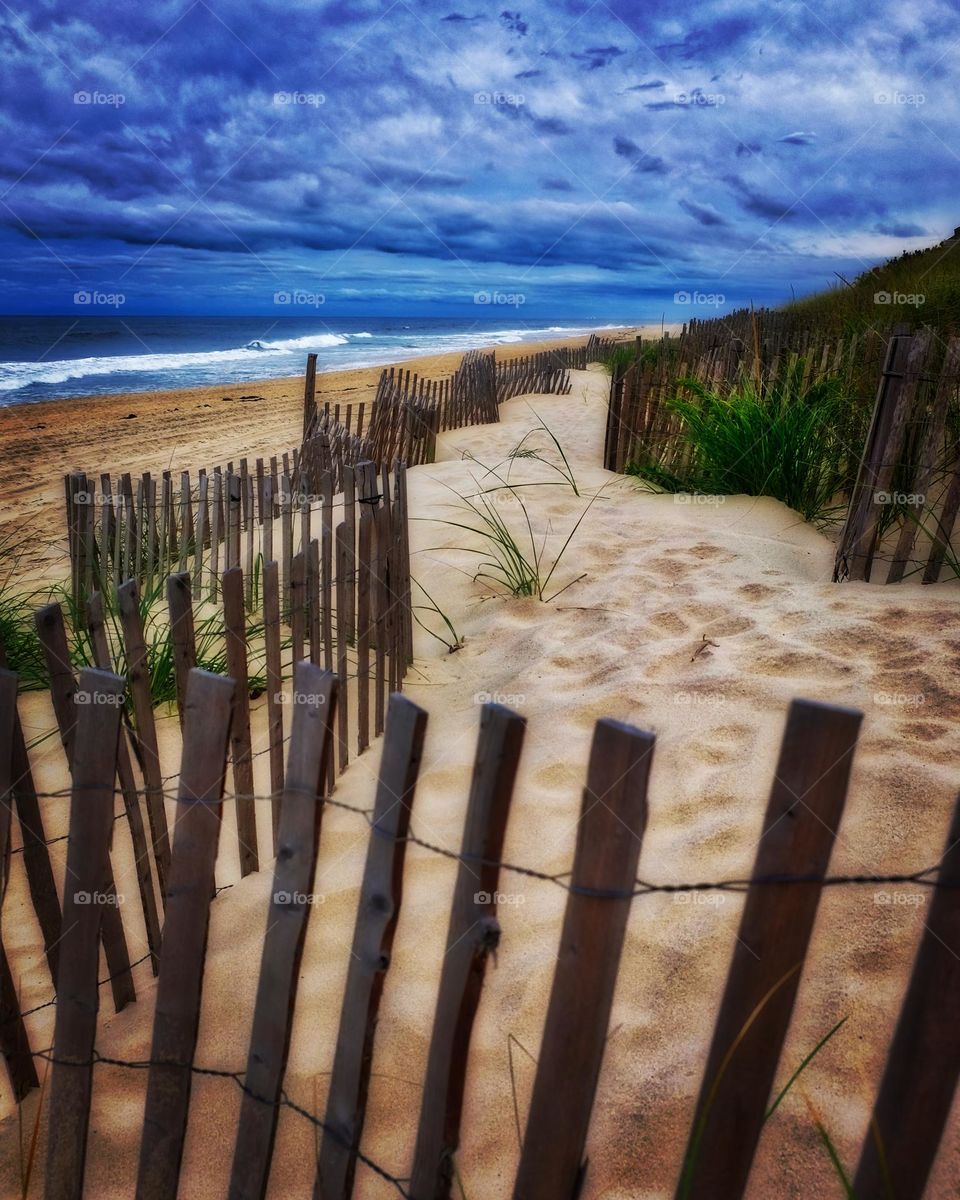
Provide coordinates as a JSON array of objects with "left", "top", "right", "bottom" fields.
[
  {"left": 691, "top": 634, "right": 719, "bottom": 661},
  {"left": 123, "top": 413, "right": 137, "bottom": 419},
  {"left": 239, "top": 394, "right": 265, "bottom": 402}
]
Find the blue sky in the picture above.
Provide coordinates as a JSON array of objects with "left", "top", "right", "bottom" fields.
[{"left": 1, "top": 0, "right": 957, "bottom": 318}]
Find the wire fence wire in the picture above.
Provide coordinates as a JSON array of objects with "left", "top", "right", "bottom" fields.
[{"left": 8, "top": 785, "right": 955, "bottom": 899}]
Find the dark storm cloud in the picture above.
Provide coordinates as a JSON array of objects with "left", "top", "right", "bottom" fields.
[{"left": 0, "top": 0, "right": 956, "bottom": 313}]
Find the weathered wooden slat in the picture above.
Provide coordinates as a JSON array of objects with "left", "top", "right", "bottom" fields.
[
  {"left": 852, "top": 790, "right": 960, "bottom": 1198},
  {"left": 317, "top": 693, "right": 428, "bottom": 1199},
  {"left": 356, "top": 499, "right": 373, "bottom": 755},
  {"left": 0, "top": 639, "right": 62, "bottom": 984},
  {"left": 0, "top": 668, "right": 15, "bottom": 909},
  {"left": 409, "top": 703, "right": 526, "bottom": 1199},
  {"left": 34, "top": 602, "right": 136, "bottom": 1011},
  {"left": 167, "top": 571, "right": 197, "bottom": 729},
  {"left": 0, "top": 668, "right": 40, "bottom": 1100},
  {"left": 135, "top": 669, "right": 235, "bottom": 1200},
  {"left": 335, "top": 522, "right": 350, "bottom": 774},
  {"left": 262, "top": 559, "right": 285, "bottom": 847},
  {"left": 118, "top": 580, "right": 172, "bottom": 901},
  {"left": 675, "top": 699, "right": 862, "bottom": 1200},
  {"left": 44, "top": 669, "right": 125, "bottom": 1200},
  {"left": 228, "top": 662, "right": 338, "bottom": 1200},
  {"left": 222, "top": 566, "right": 258, "bottom": 877},
  {"left": 87, "top": 593, "right": 162, "bottom": 976},
  {"left": 1, "top": 942, "right": 39, "bottom": 1100},
  {"left": 513, "top": 718, "right": 654, "bottom": 1199}
]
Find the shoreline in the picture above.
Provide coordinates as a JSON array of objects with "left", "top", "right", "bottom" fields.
[{"left": 0, "top": 326, "right": 664, "bottom": 586}]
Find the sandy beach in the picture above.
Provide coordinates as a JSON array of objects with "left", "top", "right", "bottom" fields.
[
  {"left": 2, "top": 363, "right": 958, "bottom": 1197},
  {"left": 0, "top": 329, "right": 654, "bottom": 587}
]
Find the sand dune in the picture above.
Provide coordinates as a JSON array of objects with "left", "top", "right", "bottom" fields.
[{"left": 2, "top": 364, "right": 959, "bottom": 1197}]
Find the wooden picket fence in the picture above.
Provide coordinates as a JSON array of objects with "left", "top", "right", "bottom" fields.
[
  {"left": 64, "top": 342, "right": 612, "bottom": 614},
  {"left": 834, "top": 327, "right": 960, "bottom": 583},
  {"left": 602, "top": 321, "right": 888, "bottom": 477},
  {"left": 601, "top": 316, "right": 960, "bottom": 583},
  {"left": 4, "top": 664, "right": 960, "bottom": 1196}
]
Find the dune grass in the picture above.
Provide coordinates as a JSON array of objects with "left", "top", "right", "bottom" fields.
[
  {"left": 783, "top": 235, "right": 960, "bottom": 334},
  {"left": 627, "top": 370, "right": 862, "bottom": 526}
]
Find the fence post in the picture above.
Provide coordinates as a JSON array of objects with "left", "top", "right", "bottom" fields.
[
  {"left": 317, "top": 694, "right": 428, "bottom": 1199},
  {"left": 0, "top": 668, "right": 40, "bottom": 1101},
  {"left": 135, "top": 669, "right": 235, "bottom": 1200},
  {"left": 87, "top": 592, "right": 162, "bottom": 976},
  {"left": 409, "top": 702, "right": 526, "bottom": 1199},
  {"left": 262, "top": 559, "right": 285, "bottom": 847},
  {"left": 0, "top": 641, "right": 62, "bottom": 985},
  {"left": 835, "top": 330, "right": 928, "bottom": 582},
  {"left": 34, "top": 602, "right": 136, "bottom": 1010},
  {"left": 852, "top": 790, "right": 960, "bottom": 1199},
  {"left": 167, "top": 571, "right": 197, "bottom": 729},
  {"left": 513, "top": 718, "right": 655, "bottom": 1199},
  {"left": 228, "top": 662, "right": 338, "bottom": 1200},
  {"left": 222, "top": 566, "right": 258, "bottom": 877},
  {"left": 118, "top": 580, "right": 173, "bottom": 902},
  {"left": 44, "top": 668, "right": 125, "bottom": 1200},
  {"left": 675, "top": 699, "right": 862, "bottom": 1200}
]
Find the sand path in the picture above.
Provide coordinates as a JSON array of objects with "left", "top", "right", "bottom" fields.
[{"left": 2, "top": 366, "right": 959, "bottom": 1197}]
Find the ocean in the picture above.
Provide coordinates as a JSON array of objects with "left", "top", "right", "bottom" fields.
[{"left": 0, "top": 316, "right": 631, "bottom": 406}]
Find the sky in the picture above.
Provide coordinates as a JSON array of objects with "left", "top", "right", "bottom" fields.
[{"left": 1, "top": 0, "right": 958, "bottom": 319}]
